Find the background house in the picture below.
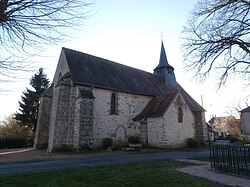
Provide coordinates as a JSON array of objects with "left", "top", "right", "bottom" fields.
[
  {"left": 240, "top": 106, "right": 250, "bottom": 141},
  {"left": 208, "top": 116, "right": 241, "bottom": 139}
]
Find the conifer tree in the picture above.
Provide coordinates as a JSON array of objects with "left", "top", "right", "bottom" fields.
[{"left": 15, "top": 68, "right": 50, "bottom": 131}]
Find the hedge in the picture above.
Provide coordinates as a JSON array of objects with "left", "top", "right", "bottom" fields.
[{"left": 0, "top": 135, "right": 27, "bottom": 149}]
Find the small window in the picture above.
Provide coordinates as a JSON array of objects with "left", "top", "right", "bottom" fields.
[
  {"left": 111, "top": 93, "right": 118, "bottom": 115},
  {"left": 178, "top": 107, "right": 183, "bottom": 123}
]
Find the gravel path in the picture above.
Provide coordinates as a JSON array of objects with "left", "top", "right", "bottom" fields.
[
  {"left": 0, "top": 148, "right": 131, "bottom": 164},
  {"left": 176, "top": 159, "right": 250, "bottom": 187}
]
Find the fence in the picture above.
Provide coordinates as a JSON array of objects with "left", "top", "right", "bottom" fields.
[{"left": 210, "top": 144, "right": 250, "bottom": 177}]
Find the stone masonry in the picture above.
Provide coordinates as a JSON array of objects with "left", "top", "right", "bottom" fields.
[
  {"left": 194, "top": 112, "right": 207, "bottom": 143},
  {"left": 34, "top": 91, "right": 52, "bottom": 149},
  {"left": 74, "top": 88, "right": 95, "bottom": 150},
  {"left": 147, "top": 94, "right": 195, "bottom": 148}
]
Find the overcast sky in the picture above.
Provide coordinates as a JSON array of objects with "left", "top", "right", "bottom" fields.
[{"left": 0, "top": 0, "right": 249, "bottom": 121}]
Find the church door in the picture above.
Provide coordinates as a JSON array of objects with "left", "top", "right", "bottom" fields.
[{"left": 115, "top": 126, "right": 126, "bottom": 146}]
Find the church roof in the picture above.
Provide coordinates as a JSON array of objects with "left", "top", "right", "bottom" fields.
[
  {"left": 133, "top": 91, "right": 178, "bottom": 121},
  {"left": 61, "top": 47, "right": 205, "bottom": 117},
  {"left": 241, "top": 106, "right": 250, "bottom": 113},
  {"left": 63, "top": 47, "right": 171, "bottom": 96},
  {"left": 133, "top": 85, "right": 205, "bottom": 121}
]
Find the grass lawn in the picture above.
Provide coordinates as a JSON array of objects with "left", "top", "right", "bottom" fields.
[{"left": 0, "top": 160, "right": 226, "bottom": 187}]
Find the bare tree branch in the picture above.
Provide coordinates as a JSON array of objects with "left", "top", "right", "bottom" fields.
[
  {"left": 0, "top": 0, "right": 92, "bottom": 85},
  {"left": 182, "top": 0, "right": 250, "bottom": 87}
]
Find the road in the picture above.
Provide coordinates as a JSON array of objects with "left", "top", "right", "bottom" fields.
[{"left": 0, "top": 147, "right": 210, "bottom": 176}]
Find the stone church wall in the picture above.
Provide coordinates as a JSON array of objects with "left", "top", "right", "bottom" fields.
[
  {"left": 45, "top": 83, "right": 205, "bottom": 151},
  {"left": 47, "top": 85, "right": 61, "bottom": 151},
  {"left": 91, "top": 88, "right": 152, "bottom": 148},
  {"left": 34, "top": 95, "right": 52, "bottom": 149},
  {"left": 194, "top": 112, "right": 207, "bottom": 143},
  {"left": 73, "top": 88, "right": 95, "bottom": 150},
  {"left": 48, "top": 85, "right": 77, "bottom": 151},
  {"left": 47, "top": 51, "right": 78, "bottom": 152},
  {"left": 47, "top": 84, "right": 152, "bottom": 150},
  {"left": 148, "top": 94, "right": 195, "bottom": 148}
]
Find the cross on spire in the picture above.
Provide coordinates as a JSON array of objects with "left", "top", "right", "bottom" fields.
[{"left": 161, "top": 32, "right": 164, "bottom": 40}]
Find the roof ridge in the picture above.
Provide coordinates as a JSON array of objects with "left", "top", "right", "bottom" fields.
[{"left": 62, "top": 47, "right": 155, "bottom": 76}]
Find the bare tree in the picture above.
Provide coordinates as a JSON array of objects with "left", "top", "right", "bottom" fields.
[
  {"left": 226, "top": 95, "right": 250, "bottom": 118},
  {"left": 182, "top": 0, "right": 250, "bottom": 87},
  {"left": 0, "top": 0, "right": 91, "bottom": 82}
]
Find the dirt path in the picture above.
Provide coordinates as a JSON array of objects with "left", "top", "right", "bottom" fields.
[
  {"left": 0, "top": 148, "right": 129, "bottom": 164},
  {"left": 0, "top": 146, "right": 212, "bottom": 164},
  {"left": 0, "top": 148, "right": 69, "bottom": 163},
  {"left": 176, "top": 159, "right": 250, "bottom": 187}
]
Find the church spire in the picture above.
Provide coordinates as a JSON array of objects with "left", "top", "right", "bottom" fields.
[
  {"left": 154, "top": 41, "right": 176, "bottom": 86},
  {"left": 157, "top": 41, "right": 170, "bottom": 68}
]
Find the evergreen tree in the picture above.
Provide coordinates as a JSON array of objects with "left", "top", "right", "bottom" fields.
[{"left": 15, "top": 68, "right": 50, "bottom": 131}]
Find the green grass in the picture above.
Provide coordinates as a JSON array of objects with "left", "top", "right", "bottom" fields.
[{"left": 0, "top": 160, "right": 226, "bottom": 187}]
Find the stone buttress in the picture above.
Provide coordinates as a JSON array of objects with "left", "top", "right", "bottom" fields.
[
  {"left": 34, "top": 87, "right": 53, "bottom": 149},
  {"left": 73, "top": 88, "right": 95, "bottom": 150}
]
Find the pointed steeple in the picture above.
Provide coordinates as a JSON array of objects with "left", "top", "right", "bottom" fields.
[
  {"left": 157, "top": 41, "right": 171, "bottom": 68},
  {"left": 154, "top": 41, "right": 176, "bottom": 86}
]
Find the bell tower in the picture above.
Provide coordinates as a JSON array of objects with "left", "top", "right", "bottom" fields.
[{"left": 154, "top": 41, "right": 176, "bottom": 86}]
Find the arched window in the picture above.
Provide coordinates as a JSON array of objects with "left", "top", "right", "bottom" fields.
[
  {"left": 111, "top": 93, "right": 118, "bottom": 115},
  {"left": 57, "top": 72, "right": 62, "bottom": 83},
  {"left": 178, "top": 107, "right": 183, "bottom": 123}
]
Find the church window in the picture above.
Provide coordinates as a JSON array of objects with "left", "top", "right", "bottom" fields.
[
  {"left": 178, "top": 107, "right": 183, "bottom": 123},
  {"left": 111, "top": 93, "right": 118, "bottom": 115}
]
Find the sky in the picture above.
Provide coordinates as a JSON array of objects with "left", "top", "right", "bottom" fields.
[{"left": 0, "top": 0, "right": 249, "bottom": 121}]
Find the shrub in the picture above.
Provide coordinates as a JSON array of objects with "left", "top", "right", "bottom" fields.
[
  {"left": 186, "top": 138, "right": 199, "bottom": 148},
  {"left": 0, "top": 115, "right": 34, "bottom": 149},
  {"left": 102, "top": 138, "right": 113, "bottom": 149},
  {"left": 128, "top": 136, "right": 140, "bottom": 144},
  {"left": 0, "top": 135, "right": 26, "bottom": 149},
  {"left": 232, "top": 139, "right": 250, "bottom": 145},
  {"left": 230, "top": 137, "right": 241, "bottom": 143}
]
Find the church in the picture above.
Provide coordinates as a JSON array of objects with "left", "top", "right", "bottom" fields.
[{"left": 34, "top": 42, "right": 207, "bottom": 152}]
